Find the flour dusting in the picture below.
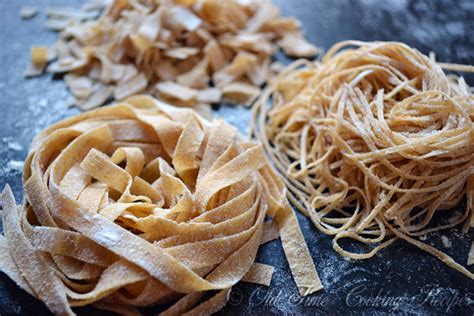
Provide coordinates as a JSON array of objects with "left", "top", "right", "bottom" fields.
[
  {"left": 95, "top": 227, "right": 121, "bottom": 246},
  {"left": 7, "top": 160, "right": 23, "bottom": 172}
]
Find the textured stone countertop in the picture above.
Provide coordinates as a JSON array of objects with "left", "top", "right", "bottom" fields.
[{"left": 0, "top": 0, "right": 472, "bottom": 315}]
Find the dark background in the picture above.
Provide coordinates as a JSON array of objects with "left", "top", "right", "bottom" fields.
[{"left": 0, "top": 0, "right": 473, "bottom": 315}]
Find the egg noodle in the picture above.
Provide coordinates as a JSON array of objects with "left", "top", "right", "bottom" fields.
[
  {"left": 252, "top": 41, "right": 474, "bottom": 278},
  {"left": 0, "top": 95, "right": 321, "bottom": 315}
]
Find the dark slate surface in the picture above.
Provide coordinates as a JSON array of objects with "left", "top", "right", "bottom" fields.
[{"left": 0, "top": 0, "right": 473, "bottom": 315}]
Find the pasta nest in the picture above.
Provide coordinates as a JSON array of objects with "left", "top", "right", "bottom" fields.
[
  {"left": 252, "top": 41, "right": 474, "bottom": 278},
  {"left": 0, "top": 95, "right": 319, "bottom": 315}
]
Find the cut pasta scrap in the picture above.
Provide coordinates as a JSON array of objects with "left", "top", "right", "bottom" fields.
[
  {"left": 221, "top": 81, "right": 261, "bottom": 106},
  {"left": 114, "top": 73, "right": 148, "bottom": 100},
  {"left": 78, "top": 85, "right": 113, "bottom": 110},
  {"left": 155, "top": 81, "right": 198, "bottom": 102},
  {"left": 24, "top": 46, "right": 49, "bottom": 77},
  {"left": 0, "top": 95, "right": 321, "bottom": 315},
  {"left": 20, "top": 6, "right": 38, "bottom": 19},
  {"left": 196, "top": 88, "right": 222, "bottom": 104},
  {"left": 45, "top": 6, "right": 100, "bottom": 21},
  {"left": 277, "top": 32, "right": 320, "bottom": 57},
  {"left": 25, "top": 0, "right": 320, "bottom": 109},
  {"left": 252, "top": 41, "right": 474, "bottom": 279}
]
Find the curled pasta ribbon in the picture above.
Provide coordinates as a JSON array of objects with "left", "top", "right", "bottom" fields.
[
  {"left": 252, "top": 41, "right": 474, "bottom": 278},
  {"left": 0, "top": 95, "right": 321, "bottom": 315}
]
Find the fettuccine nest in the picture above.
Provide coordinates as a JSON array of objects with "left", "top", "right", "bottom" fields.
[
  {"left": 252, "top": 41, "right": 474, "bottom": 278},
  {"left": 0, "top": 96, "right": 321, "bottom": 315}
]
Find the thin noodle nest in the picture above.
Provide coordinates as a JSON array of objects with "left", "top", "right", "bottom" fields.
[
  {"left": 252, "top": 41, "right": 474, "bottom": 278},
  {"left": 0, "top": 95, "right": 320, "bottom": 315}
]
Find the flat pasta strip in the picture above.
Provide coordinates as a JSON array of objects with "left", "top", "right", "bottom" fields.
[
  {"left": 242, "top": 262, "right": 275, "bottom": 286},
  {"left": 261, "top": 220, "right": 280, "bottom": 244},
  {"left": 0, "top": 235, "right": 34, "bottom": 296}
]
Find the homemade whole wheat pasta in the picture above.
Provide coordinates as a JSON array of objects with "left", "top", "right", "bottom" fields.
[
  {"left": 252, "top": 41, "right": 474, "bottom": 278},
  {"left": 0, "top": 95, "right": 321, "bottom": 315},
  {"left": 28, "top": 0, "right": 318, "bottom": 109}
]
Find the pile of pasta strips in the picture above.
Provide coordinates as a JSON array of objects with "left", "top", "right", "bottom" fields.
[{"left": 27, "top": 0, "right": 318, "bottom": 110}]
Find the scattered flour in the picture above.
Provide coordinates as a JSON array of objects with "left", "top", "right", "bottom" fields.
[
  {"left": 441, "top": 235, "right": 452, "bottom": 248},
  {"left": 7, "top": 160, "right": 24, "bottom": 172},
  {"left": 7, "top": 141, "right": 23, "bottom": 151},
  {"left": 95, "top": 227, "right": 121, "bottom": 246},
  {"left": 39, "top": 98, "right": 48, "bottom": 108}
]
